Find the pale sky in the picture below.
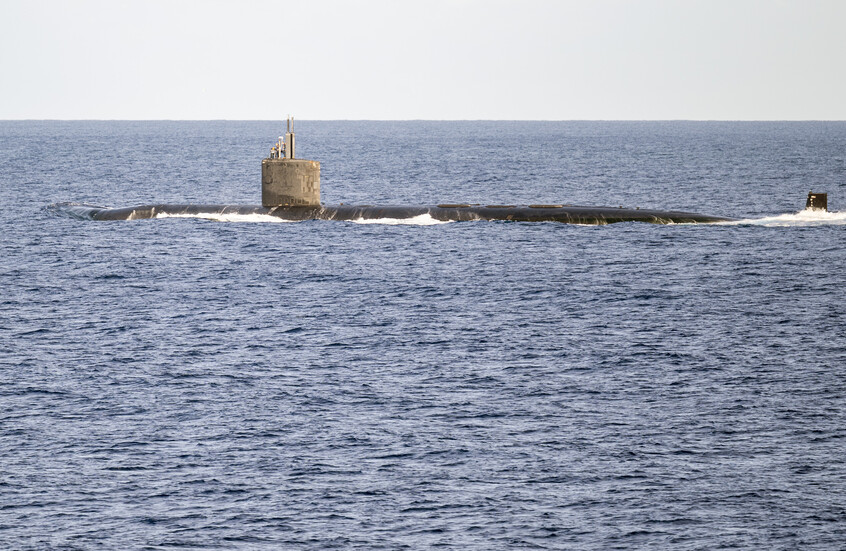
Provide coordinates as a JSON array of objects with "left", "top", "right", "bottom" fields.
[{"left": 2, "top": 0, "right": 845, "bottom": 120}]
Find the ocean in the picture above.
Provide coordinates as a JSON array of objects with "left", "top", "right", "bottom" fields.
[{"left": 2, "top": 120, "right": 846, "bottom": 549}]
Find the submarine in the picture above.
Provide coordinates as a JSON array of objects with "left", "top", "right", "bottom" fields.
[{"left": 80, "top": 118, "right": 827, "bottom": 225}]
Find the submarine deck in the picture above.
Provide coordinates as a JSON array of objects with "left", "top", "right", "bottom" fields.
[{"left": 78, "top": 203, "right": 734, "bottom": 224}]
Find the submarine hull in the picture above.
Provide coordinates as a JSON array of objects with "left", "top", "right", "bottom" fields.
[{"left": 80, "top": 204, "right": 733, "bottom": 224}]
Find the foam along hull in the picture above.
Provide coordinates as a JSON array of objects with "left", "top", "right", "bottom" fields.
[{"left": 78, "top": 204, "right": 734, "bottom": 224}]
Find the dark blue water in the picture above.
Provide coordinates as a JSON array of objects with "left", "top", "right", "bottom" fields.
[{"left": 2, "top": 121, "right": 846, "bottom": 549}]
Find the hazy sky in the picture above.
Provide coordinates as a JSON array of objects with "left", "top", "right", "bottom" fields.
[{"left": 2, "top": 0, "right": 845, "bottom": 120}]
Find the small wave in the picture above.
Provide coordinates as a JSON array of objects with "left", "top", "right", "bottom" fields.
[
  {"left": 721, "top": 208, "right": 846, "bottom": 227},
  {"left": 46, "top": 203, "right": 100, "bottom": 220},
  {"left": 155, "top": 212, "right": 296, "bottom": 223},
  {"left": 350, "top": 213, "right": 451, "bottom": 225}
]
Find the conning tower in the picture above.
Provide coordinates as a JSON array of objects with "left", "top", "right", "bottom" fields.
[
  {"left": 261, "top": 117, "right": 321, "bottom": 207},
  {"left": 806, "top": 191, "right": 828, "bottom": 212}
]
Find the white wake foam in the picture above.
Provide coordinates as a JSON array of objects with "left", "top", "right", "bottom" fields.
[
  {"left": 721, "top": 208, "right": 846, "bottom": 227},
  {"left": 155, "top": 212, "right": 297, "bottom": 223},
  {"left": 350, "top": 213, "right": 451, "bottom": 225},
  {"left": 154, "top": 211, "right": 450, "bottom": 225}
]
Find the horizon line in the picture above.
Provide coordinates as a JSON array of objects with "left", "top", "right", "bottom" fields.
[{"left": 3, "top": 118, "right": 846, "bottom": 123}]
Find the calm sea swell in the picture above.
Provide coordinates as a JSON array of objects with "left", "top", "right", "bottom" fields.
[{"left": 1, "top": 121, "right": 845, "bottom": 549}]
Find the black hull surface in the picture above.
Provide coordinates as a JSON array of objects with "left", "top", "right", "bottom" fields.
[{"left": 73, "top": 203, "right": 734, "bottom": 224}]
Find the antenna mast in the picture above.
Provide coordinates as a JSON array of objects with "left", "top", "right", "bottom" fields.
[{"left": 285, "top": 116, "right": 295, "bottom": 159}]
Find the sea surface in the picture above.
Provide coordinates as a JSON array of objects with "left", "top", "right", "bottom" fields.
[{"left": 2, "top": 121, "right": 846, "bottom": 550}]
